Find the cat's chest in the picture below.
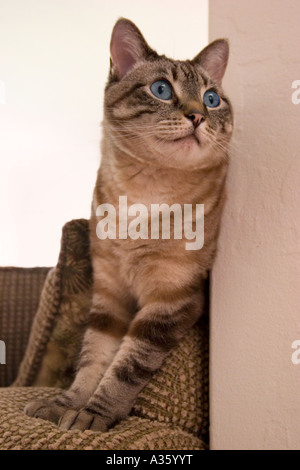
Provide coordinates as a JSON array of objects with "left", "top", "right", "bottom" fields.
[{"left": 112, "top": 235, "right": 196, "bottom": 296}]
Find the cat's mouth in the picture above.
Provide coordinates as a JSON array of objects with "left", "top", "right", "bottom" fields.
[{"left": 173, "top": 132, "right": 200, "bottom": 145}]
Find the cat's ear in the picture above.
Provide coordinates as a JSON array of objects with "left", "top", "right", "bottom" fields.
[
  {"left": 192, "top": 39, "right": 229, "bottom": 84},
  {"left": 110, "top": 18, "right": 156, "bottom": 80}
]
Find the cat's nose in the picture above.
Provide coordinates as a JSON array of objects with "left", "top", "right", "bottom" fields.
[{"left": 185, "top": 111, "right": 204, "bottom": 128}]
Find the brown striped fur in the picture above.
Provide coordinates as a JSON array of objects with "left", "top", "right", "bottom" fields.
[{"left": 25, "top": 18, "right": 233, "bottom": 431}]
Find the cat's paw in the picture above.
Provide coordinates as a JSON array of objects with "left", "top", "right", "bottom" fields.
[
  {"left": 24, "top": 398, "right": 69, "bottom": 424},
  {"left": 58, "top": 409, "right": 108, "bottom": 432}
]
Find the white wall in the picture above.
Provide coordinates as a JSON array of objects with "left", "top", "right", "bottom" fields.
[
  {"left": 210, "top": 0, "right": 300, "bottom": 450},
  {"left": 0, "top": 0, "right": 208, "bottom": 266}
]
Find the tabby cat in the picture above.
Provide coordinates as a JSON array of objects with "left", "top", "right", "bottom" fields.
[{"left": 25, "top": 18, "right": 233, "bottom": 431}]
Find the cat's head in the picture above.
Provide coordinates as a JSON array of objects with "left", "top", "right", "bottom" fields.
[{"left": 104, "top": 18, "right": 233, "bottom": 170}]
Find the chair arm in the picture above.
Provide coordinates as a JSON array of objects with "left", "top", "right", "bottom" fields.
[{"left": 0, "top": 267, "right": 50, "bottom": 386}]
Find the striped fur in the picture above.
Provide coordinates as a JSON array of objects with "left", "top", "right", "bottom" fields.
[{"left": 25, "top": 18, "right": 233, "bottom": 431}]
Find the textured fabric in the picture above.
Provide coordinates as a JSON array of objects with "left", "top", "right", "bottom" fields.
[
  {"left": 0, "top": 322, "right": 208, "bottom": 450},
  {"left": 0, "top": 267, "right": 50, "bottom": 386},
  {"left": 14, "top": 219, "right": 92, "bottom": 388},
  {"left": 0, "top": 387, "right": 206, "bottom": 450},
  {"left": 13, "top": 268, "right": 61, "bottom": 387},
  {"left": 17, "top": 319, "right": 209, "bottom": 440},
  {"left": 133, "top": 322, "right": 209, "bottom": 440}
]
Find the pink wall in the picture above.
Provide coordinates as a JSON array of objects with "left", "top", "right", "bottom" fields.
[{"left": 210, "top": 0, "right": 300, "bottom": 450}]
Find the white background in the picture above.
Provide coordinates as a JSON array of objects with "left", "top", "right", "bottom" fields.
[{"left": 0, "top": 0, "right": 208, "bottom": 266}]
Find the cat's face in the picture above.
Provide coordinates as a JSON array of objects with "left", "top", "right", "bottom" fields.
[{"left": 104, "top": 19, "right": 233, "bottom": 171}]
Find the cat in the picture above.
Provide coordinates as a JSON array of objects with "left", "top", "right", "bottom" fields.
[{"left": 25, "top": 18, "right": 233, "bottom": 431}]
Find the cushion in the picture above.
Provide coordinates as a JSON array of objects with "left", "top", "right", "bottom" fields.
[
  {"left": 0, "top": 387, "right": 205, "bottom": 450},
  {"left": 5, "top": 219, "right": 208, "bottom": 449},
  {"left": 14, "top": 220, "right": 92, "bottom": 388},
  {"left": 0, "top": 267, "right": 50, "bottom": 386}
]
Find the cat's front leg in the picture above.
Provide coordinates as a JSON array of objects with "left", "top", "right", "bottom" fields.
[
  {"left": 25, "top": 286, "right": 131, "bottom": 424},
  {"left": 58, "top": 291, "right": 203, "bottom": 432}
]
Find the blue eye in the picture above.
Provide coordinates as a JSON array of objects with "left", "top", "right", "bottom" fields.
[
  {"left": 203, "top": 90, "right": 220, "bottom": 108},
  {"left": 150, "top": 80, "right": 172, "bottom": 100}
]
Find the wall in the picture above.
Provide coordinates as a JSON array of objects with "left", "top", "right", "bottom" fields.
[
  {"left": 209, "top": 0, "right": 300, "bottom": 450},
  {"left": 0, "top": 0, "right": 208, "bottom": 266}
]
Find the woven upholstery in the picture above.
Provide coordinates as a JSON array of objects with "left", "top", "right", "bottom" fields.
[
  {"left": 0, "top": 219, "right": 209, "bottom": 450},
  {"left": 0, "top": 267, "right": 50, "bottom": 386},
  {"left": 0, "top": 323, "right": 208, "bottom": 449},
  {"left": 14, "top": 220, "right": 92, "bottom": 388},
  {"left": 12, "top": 268, "right": 62, "bottom": 387},
  {"left": 0, "top": 388, "right": 204, "bottom": 450}
]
